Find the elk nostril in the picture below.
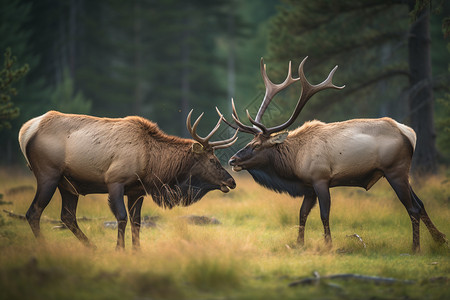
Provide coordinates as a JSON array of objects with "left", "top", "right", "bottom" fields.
[{"left": 229, "top": 157, "right": 236, "bottom": 166}]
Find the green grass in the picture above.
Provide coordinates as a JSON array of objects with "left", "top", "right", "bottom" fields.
[{"left": 0, "top": 167, "right": 449, "bottom": 299}]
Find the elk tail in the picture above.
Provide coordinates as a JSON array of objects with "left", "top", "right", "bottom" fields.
[
  {"left": 395, "top": 121, "right": 417, "bottom": 151},
  {"left": 18, "top": 114, "right": 46, "bottom": 170}
]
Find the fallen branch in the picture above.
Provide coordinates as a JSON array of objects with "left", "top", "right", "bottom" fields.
[
  {"left": 2, "top": 209, "right": 26, "bottom": 220},
  {"left": 179, "top": 215, "right": 221, "bottom": 225},
  {"left": 289, "top": 271, "right": 415, "bottom": 287},
  {"left": 2, "top": 210, "right": 105, "bottom": 223},
  {"left": 103, "top": 217, "right": 158, "bottom": 229},
  {"left": 5, "top": 185, "right": 35, "bottom": 195},
  {"left": 346, "top": 233, "right": 366, "bottom": 248}
]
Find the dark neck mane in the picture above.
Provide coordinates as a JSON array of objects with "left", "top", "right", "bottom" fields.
[
  {"left": 141, "top": 141, "right": 218, "bottom": 209},
  {"left": 247, "top": 143, "right": 309, "bottom": 197}
]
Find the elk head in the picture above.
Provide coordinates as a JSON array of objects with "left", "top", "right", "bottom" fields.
[
  {"left": 162, "top": 110, "right": 238, "bottom": 206},
  {"left": 217, "top": 57, "right": 344, "bottom": 172}
]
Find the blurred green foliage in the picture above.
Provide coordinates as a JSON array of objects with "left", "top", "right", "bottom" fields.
[
  {"left": 0, "top": 48, "right": 29, "bottom": 131},
  {"left": 50, "top": 68, "right": 91, "bottom": 114},
  {"left": 267, "top": 0, "right": 450, "bottom": 166},
  {"left": 0, "top": 0, "right": 448, "bottom": 167}
]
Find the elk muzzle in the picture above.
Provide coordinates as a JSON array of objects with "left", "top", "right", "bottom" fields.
[
  {"left": 220, "top": 177, "right": 236, "bottom": 193},
  {"left": 228, "top": 156, "right": 243, "bottom": 172}
]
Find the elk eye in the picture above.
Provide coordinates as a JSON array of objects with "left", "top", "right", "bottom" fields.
[
  {"left": 254, "top": 144, "right": 261, "bottom": 149},
  {"left": 210, "top": 158, "right": 215, "bottom": 163}
]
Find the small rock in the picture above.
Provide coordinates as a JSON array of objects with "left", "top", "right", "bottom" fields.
[
  {"left": 6, "top": 185, "right": 35, "bottom": 195},
  {"left": 104, "top": 221, "right": 118, "bottom": 229},
  {"left": 52, "top": 225, "right": 68, "bottom": 230},
  {"left": 180, "top": 215, "right": 221, "bottom": 225}
]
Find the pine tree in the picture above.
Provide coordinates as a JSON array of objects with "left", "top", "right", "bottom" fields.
[
  {"left": 267, "top": 0, "right": 450, "bottom": 174},
  {"left": 0, "top": 48, "right": 29, "bottom": 130}
]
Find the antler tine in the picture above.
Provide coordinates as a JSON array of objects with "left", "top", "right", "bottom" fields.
[
  {"left": 192, "top": 112, "right": 205, "bottom": 141},
  {"left": 298, "top": 57, "right": 345, "bottom": 101},
  {"left": 265, "top": 57, "right": 344, "bottom": 135},
  {"left": 210, "top": 128, "right": 239, "bottom": 148},
  {"left": 212, "top": 135, "right": 238, "bottom": 150},
  {"left": 246, "top": 109, "right": 268, "bottom": 133},
  {"left": 320, "top": 65, "right": 345, "bottom": 90},
  {"left": 253, "top": 58, "right": 300, "bottom": 124},
  {"left": 186, "top": 109, "right": 207, "bottom": 146},
  {"left": 216, "top": 106, "right": 258, "bottom": 134},
  {"left": 202, "top": 113, "right": 223, "bottom": 142},
  {"left": 215, "top": 107, "right": 239, "bottom": 131},
  {"left": 230, "top": 98, "right": 261, "bottom": 134},
  {"left": 187, "top": 109, "right": 240, "bottom": 150},
  {"left": 186, "top": 109, "right": 195, "bottom": 136}
]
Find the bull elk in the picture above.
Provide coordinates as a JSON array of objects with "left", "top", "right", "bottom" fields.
[
  {"left": 218, "top": 57, "right": 447, "bottom": 251},
  {"left": 18, "top": 110, "right": 237, "bottom": 249}
]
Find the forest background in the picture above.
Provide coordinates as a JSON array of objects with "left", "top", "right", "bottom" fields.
[{"left": 1, "top": 0, "right": 449, "bottom": 174}]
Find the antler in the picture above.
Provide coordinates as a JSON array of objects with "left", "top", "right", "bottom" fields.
[
  {"left": 215, "top": 100, "right": 260, "bottom": 135},
  {"left": 186, "top": 110, "right": 238, "bottom": 150},
  {"left": 222, "top": 57, "right": 345, "bottom": 136},
  {"left": 263, "top": 57, "right": 345, "bottom": 135},
  {"left": 255, "top": 58, "right": 300, "bottom": 124}
]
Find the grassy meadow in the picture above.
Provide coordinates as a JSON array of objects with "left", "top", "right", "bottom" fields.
[{"left": 0, "top": 167, "right": 449, "bottom": 300}]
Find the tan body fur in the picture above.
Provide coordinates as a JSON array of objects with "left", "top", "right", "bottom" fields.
[
  {"left": 285, "top": 118, "right": 416, "bottom": 189},
  {"left": 230, "top": 118, "right": 446, "bottom": 252},
  {"left": 226, "top": 57, "right": 446, "bottom": 251},
  {"left": 19, "top": 111, "right": 235, "bottom": 249},
  {"left": 20, "top": 111, "right": 194, "bottom": 195}
]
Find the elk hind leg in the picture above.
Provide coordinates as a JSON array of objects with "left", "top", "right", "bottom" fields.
[
  {"left": 297, "top": 191, "right": 317, "bottom": 246},
  {"left": 385, "top": 174, "right": 421, "bottom": 252},
  {"left": 128, "top": 194, "right": 144, "bottom": 250},
  {"left": 59, "top": 187, "right": 94, "bottom": 248},
  {"left": 26, "top": 176, "right": 60, "bottom": 242},
  {"left": 108, "top": 183, "right": 127, "bottom": 250},
  {"left": 410, "top": 187, "right": 447, "bottom": 245}
]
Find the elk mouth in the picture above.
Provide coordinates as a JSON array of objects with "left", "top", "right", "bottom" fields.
[
  {"left": 220, "top": 185, "right": 231, "bottom": 193},
  {"left": 232, "top": 165, "right": 243, "bottom": 172},
  {"left": 229, "top": 157, "right": 244, "bottom": 172},
  {"left": 220, "top": 179, "right": 236, "bottom": 193}
]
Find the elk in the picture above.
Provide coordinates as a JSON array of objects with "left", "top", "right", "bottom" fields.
[
  {"left": 217, "top": 57, "right": 447, "bottom": 252},
  {"left": 18, "top": 110, "right": 237, "bottom": 249}
]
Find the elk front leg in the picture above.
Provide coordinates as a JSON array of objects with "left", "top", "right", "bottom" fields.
[
  {"left": 107, "top": 183, "right": 127, "bottom": 250},
  {"left": 313, "top": 181, "right": 332, "bottom": 246},
  {"left": 297, "top": 190, "right": 317, "bottom": 246},
  {"left": 128, "top": 194, "right": 144, "bottom": 250}
]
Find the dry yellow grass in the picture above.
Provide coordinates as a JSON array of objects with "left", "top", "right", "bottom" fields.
[{"left": 0, "top": 167, "right": 448, "bottom": 299}]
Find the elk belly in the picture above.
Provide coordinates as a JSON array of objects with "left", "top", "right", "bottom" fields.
[{"left": 328, "top": 134, "right": 383, "bottom": 189}]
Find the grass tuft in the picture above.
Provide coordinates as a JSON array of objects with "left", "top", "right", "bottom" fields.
[{"left": 0, "top": 168, "right": 449, "bottom": 299}]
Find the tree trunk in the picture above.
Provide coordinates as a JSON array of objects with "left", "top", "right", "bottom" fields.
[
  {"left": 133, "top": 0, "right": 144, "bottom": 115},
  {"left": 227, "top": 7, "right": 236, "bottom": 139},
  {"left": 69, "top": 0, "right": 78, "bottom": 80},
  {"left": 227, "top": 9, "right": 235, "bottom": 112},
  {"left": 408, "top": 3, "right": 437, "bottom": 174},
  {"left": 180, "top": 6, "right": 191, "bottom": 138}
]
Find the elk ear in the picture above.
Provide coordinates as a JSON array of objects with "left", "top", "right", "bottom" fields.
[
  {"left": 191, "top": 142, "right": 204, "bottom": 153},
  {"left": 268, "top": 132, "right": 288, "bottom": 145}
]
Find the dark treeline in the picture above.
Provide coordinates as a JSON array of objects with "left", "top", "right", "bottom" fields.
[
  {"left": 0, "top": 0, "right": 278, "bottom": 163},
  {"left": 1, "top": 0, "right": 449, "bottom": 173},
  {"left": 266, "top": 0, "right": 450, "bottom": 174}
]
